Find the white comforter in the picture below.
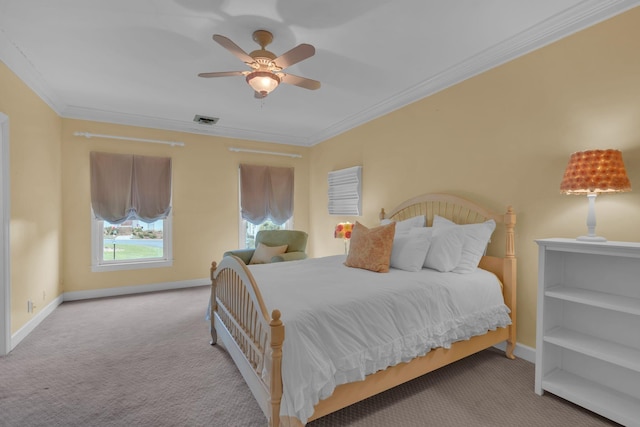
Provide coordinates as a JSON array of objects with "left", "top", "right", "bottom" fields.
[{"left": 248, "top": 255, "right": 512, "bottom": 424}]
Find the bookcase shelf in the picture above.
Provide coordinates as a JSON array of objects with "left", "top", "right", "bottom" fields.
[
  {"left": 536, "top": 238, "right": 640, "bottom": 427},
  {"left": 542, "top": 369, "right": 640, "bottom": 427},
  {"left": 545, "top": 286, "right": 640, "bottom": 316},
  {"left": 544, "top": 327, "right": 640, "bottom": 372}
]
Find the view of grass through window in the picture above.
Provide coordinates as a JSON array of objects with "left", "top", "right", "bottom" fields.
[{"left": 103, "top": 219, "right": 164, "bottom": 261}]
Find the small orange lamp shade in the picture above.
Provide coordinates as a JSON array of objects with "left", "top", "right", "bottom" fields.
[
  {"left": 334, "top": 222, "right": 353, "bottom": 240},
  {"left": 560, "top": 149, "right": 631, "bottom": 242}
]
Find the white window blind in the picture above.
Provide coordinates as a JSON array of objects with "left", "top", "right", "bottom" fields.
[{"left": 328, "top": 166, "right": 362, "bottom": 216}]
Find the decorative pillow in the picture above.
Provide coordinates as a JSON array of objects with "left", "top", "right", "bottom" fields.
[
  {"left": 423, "top": 226, "right": 465, "bottom": 272},
  {"left": 345, "top": 221, "right": 396, "bottom": 272},
  {"left": 390, "top": 227, "right": 432, "bottom": 272},
  {"left": 249, "top": 243, "right": 288, "bottom": 265},
  {"left": 380, "top": 215, "right": 425, "bottom": 233},
  {"left": 432, "top": 215, "right": 496, "bottom": 273}
]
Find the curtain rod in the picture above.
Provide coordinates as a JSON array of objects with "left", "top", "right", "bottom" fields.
[
  {"left": 228, "top": 147, "right": 302, "bottom": 158},
  {"left": 74, "top": 132, "right": 185, "bottom": 147}
]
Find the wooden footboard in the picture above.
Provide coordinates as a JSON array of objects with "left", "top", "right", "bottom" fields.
[{"left": 210, "top": 256, "right": 284, "bottom": 427}]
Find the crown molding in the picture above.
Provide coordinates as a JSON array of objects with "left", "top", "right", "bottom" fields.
[
  {"left": 3, "top": 0, "right": 639, "bottom": 147},
  {"left": 306, "top": 0, "right": 640, "bottom": 146},
  {"left": 0, "top": 28, "right": 64, "bottom": 115},
  {"left": 62, "top": 105, "right": 310, "bottom": 147}
]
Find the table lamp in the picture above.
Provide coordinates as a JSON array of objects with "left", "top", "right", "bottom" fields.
[
  {"left": 334, "top": 222, "right": 353, "bottom": 254},
  {"left": 560, "top": 149, "right": 631, "bottom": 242}
]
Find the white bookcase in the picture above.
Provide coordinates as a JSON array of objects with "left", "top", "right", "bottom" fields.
[{"left": 535, "top": 238, "right": 640, "bottom": 426}]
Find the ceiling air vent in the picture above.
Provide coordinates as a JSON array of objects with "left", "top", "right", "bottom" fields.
[{"left": 193, "top": 115, "right": 219, "bottom": 125}]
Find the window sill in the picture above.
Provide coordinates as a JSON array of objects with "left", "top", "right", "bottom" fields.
[{"left": 91, "top": 259, "right": 173, "bottom": 273}]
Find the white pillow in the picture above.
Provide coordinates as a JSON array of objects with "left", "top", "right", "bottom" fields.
[
  {"left": 249, "top": 243, "right": 288, "bottom": 264},
  {"left": 390, "top": 227, "right": 432, "bottom": 272},
  {"left": 423, "top": 226, "right": 465, "bottom": 272},
  {"left": 380, "top": 215, "right": 425, "bottom": 233},
  {"left": 432, "top": 215, "right": 496, "bottom": 273}
]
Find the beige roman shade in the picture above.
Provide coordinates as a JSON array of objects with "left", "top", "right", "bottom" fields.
[
  {"left": 240, "top": 164, "right": 294, "bottom": 225},
  {"left": 90, "top": 152, "right": 172, "bottom": 224}
]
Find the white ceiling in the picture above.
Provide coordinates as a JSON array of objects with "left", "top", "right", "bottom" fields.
[{"left": 1, "top": 1, "right": 639, "bottom": 147}]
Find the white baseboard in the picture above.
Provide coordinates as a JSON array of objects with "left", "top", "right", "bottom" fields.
[
  {"left": 11, "top": 294, "right": 63, "bottom": 351},
  {"left": 63, "top": 278, "right": 209, "bottom": 302},
  {"left": 493, "top": 341, "right": 535, "bottom": 364},
  {"left": 10, "top": 278, "right": 210, "bottom": 351}
]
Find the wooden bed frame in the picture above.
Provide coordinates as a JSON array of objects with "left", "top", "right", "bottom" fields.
[{"left": 209, "top": 193, "right": 517, "bottom": 426}]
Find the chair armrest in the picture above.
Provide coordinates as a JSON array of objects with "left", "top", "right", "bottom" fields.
[
  {"left": 271, "top": 251, "right": 307, "bottom": 263},
  {"left": 223, "top": 249, "right": 254, "bottom": 265}
]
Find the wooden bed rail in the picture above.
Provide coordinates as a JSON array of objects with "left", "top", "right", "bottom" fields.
[{"left": 210, "top": 256, "right": 284, "bottom": 427}]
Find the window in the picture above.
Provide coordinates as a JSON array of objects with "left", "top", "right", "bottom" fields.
[
  {"left": 239, "top": 164, "right": 294, "bottom": 248},
  {"left": 92, "top": 216, "right": 172, "bottom": 272},
  {"left": 90, "top": 152, "right": 172, "bottom": 272}
]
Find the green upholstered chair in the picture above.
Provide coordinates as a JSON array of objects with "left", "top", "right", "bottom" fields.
[{"left": 223, "top": 230, "right": 308, "bottom": 264}]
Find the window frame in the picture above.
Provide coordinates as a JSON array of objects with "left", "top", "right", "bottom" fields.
[{"left": 91, "top": 210, "right": 173, "bottom": 272}]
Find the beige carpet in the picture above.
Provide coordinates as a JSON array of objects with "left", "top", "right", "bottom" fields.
[{"left": 0, "top": 286, "right": 619, "bottom": 427}]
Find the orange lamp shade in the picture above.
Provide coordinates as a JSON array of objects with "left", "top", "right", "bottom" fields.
[{"left": 560, "top": 149, "right": 631, "bottom": 194}]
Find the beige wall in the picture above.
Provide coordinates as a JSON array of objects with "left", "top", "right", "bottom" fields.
[
  {"left": 61, "top": 120, "right": 310, "bottom": 292},
  {"left": 308, "top": 8, "right": 640, "bottom": 348},
  {"left": 0, "top": 61, "right": 63, "bottom": 334}
]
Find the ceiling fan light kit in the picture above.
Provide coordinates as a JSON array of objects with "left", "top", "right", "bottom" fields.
[
  {"left": 199, "top": 30, "right": 320, "bottom": 98},
  {"left": 246, "top": 71, "right": 280, "bottom": 97}
]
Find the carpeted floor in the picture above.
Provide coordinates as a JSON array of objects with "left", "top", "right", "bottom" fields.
[{"left": 0, "top": 286, "right": 619, "bottom": 427}]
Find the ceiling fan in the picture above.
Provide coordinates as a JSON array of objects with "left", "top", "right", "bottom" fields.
[{"left": 198, "top": 30, "right": 321, "bottom": 98}]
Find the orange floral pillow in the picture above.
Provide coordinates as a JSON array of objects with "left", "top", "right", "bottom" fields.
[{"left": 345, "top": 221, "right": 396, "bottom": 273}]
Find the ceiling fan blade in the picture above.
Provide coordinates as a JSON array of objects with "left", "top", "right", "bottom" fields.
[
  {"left": 198, "top": 71, "right": 246, "bottom": 78},
  {"left": 280, "top": 74, "right": 321, "bottom": 90},
  {"left": 212, "top": 34, "right": 255, "bottom": 65},
  {"left": 273, "top": 44, "right": 315, "bottom": 69}
]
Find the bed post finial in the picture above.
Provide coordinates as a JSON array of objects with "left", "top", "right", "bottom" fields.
[
  {"left": 210, "top": 261, "right": 217, "bottom": 280},
  {"left": 270, "top": 310, "right": 284, "bottom": 427},
  {"left": 379, "top": 208, "right": 386, "bottom": 221}
]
